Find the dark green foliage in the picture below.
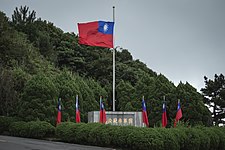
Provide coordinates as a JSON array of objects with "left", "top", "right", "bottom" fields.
[
  {"left": 9, "top": 120, "right": 55, "bottom": 138},
  {"left": 201, "top": 127, "right": 220, "bottom": 150},
  {"left": 156, "top": 128, "right": 179, "bottom": 150},
  {"left": 9, "top": 121, "right": 28, "bottom": 137},
  {"left": 211, "top": 127, "right": 225, "bottom": 150},
  {"left": 194, "top": 127, "right": 211, "bottom": 150},
  {"left": 88, "top": 124, "right": 115, "bottom": 146},
  {"left": 116, "top": 80, "right": 136, "bottom": 111},
  {"left": 183, "top": 128, "right": 201, "bottom": 150},
  {"left": 171, "top": 128, "right": 187, "bottom": 150},
  {"left": 126, "top": 128, "right": 164, "bottom": 150},
  {"left": 12, "top": 6, "right": 36, "bottom": 26},
  {"left": 18, "top": 73, "right": 58, "bottom": 124},
  {"left": 55, "top": 123, "right": 225, "bottom": 150},
  {"left": 0, "top": 116, "right": 20, "bottom": 134},
  {"left": 201, "top": 74, "right": 225, "bottom": 126},
  {"left": 111, "top": 125, "right": 136, "bottom": 148}
]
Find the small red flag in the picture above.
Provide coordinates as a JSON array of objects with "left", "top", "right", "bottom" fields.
[
  {"left": 99, "top": 96, "right": 106, "bottom": 124},
  {"left": 75, "top": 95, "right": 81, "bottom": 123},
  {"left": 56, "top": 98, "right": 62, "bottom": 125},
  {"left": 142, "top": 97, "right": 149, "bottom": 127},
  {"left": 78, "top": 21, "right": 114, "bottom": 48},
  {"left": 162, "top": 102, "right": 168, "bottom": 128},
  {"left": 174, "top": 100, "right": 182, "bottom": 127}
]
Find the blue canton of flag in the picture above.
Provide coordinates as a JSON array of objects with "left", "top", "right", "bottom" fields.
[{"left": 98, "top": 21, "right": 114, "bottom": 34}]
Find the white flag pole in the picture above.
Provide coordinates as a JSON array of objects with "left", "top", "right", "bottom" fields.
[{"left": 112, "top": 6, "right": 116, "bottom": 112}]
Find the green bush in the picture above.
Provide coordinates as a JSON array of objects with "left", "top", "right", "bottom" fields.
[
  {"left": 27, "top": 121, "right": 55, "bottom": 138},
  {"left": 88, "top": 124, "right": 115, "bottom": 147},
  {"left": 156, "top": 128, "right": 179, "bottom": 150},
  {"left": 56, "top": 122, "right": 85, "bottom": 143},
  {"left": 9, "top": 121, "right": 28, "bottom": 137},
  {"left": 127, "top": 127, "right": 164, "bottom": 150},
  {"left": 111, "top": 125, "right": 135, "bottom": 148},
  {"left": 183, "top": 128, "right": 201, "bottom": 150},
  {"left": 9, "top": 120, "right": 55, "bottom": 138},
  {"left": 212, "top": 127, "right": 225, "bottom": 150},
  {"left": 201, "top": 127, "right": 220, "bottom": 150},
  {"left": 55, "top": 123, "right": 225, "bottom": 150},
  {"left": 171, "top": 128, "right": 187, "bottom": 150},
  {"left": 0, "top": 116, "right": 20, "bottom": 134},
  {"left": 194, "top": 127, "right": 210, "bottom": 150}
]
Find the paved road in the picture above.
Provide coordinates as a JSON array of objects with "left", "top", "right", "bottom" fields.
[{"left": 0, "top": 135, "right": 115, "bottom": 150}]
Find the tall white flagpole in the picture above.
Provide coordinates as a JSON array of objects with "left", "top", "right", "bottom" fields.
[{"left": 112, "top": 6, "right": 116, "bottom": 111}]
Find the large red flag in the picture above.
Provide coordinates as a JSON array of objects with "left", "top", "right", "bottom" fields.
[
  {"left": 174, "top": 100, "right": 182, "bottom": 127},
  {"left": 56, "top": 98, "right": 61, "bottom": 125},
  {"left": 78, "top": 21, "right": 114, "bottom": 48},
  {"left": 75, "top": 95, "right": 81, "bottom": 123},
  {"left": 142, "top": 97, "right": 149, "bottom": 127},
  {"left": 99, "top": 96, "right": 106, "bottom": 124},
  {"left": 162, "top": 102, "right": 168, "bottom": 127}
]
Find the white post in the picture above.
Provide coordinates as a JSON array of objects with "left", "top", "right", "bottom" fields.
[{"left": 112, "top": 6, "right": 116, "bottom": 112}]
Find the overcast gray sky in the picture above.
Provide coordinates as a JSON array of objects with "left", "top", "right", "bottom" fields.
[{"left": 1, "top": 0, "right": 225, "bottom": 92}]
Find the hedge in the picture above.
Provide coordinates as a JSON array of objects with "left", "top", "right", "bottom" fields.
[
  {"left": 9, "top": 120, "right": 55, "bottom": 139},
  {"left": 56, "top": 123, "right": 225, "bottom": 150},
  {"left": 1, "top": 116, "right": 225, "bottom": 150},
  {"left": 0, "top": 116, "right": 20, "bottom": 134}
]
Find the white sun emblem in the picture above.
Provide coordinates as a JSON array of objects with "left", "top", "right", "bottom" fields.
[{"left": 103, "top": 23, "right": 109, "bottom": 33}]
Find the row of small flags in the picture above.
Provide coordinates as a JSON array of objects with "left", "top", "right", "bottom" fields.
[
  {"left": 56, "top": 95, "right": 182, "bottom": 127},
  {"left": 142, "top": 97, "right": 183, "bottom": 127}
]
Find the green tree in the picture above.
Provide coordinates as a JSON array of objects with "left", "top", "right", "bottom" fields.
[
  {"left": 12, "top": 5, "right": 36, "bottom": 26},
  {"left": 201, "top": 74, "right": 225, "bottom": 126},
  {"left": 176, "top": 82, "right": 212, "bottom": 126},
  {"left": 116, "top": 80, "right": 136, "bottom": 111},
  {"left": 18, "top": 73, "right": 58, "bottom": 124}
]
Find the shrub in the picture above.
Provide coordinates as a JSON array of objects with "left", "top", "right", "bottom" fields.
[
  {"left": 127, "top": 127, "right": 164, "bottom": 150},
  {"left": 88, "top": 124, "right": 115, "bottom": 147},
  {"left": 56, "top": 122, "right": 85, "bottom": 143},
  {"left": 183, "top": 128, "right": 201, "bottom": 150},
  {"left": 9, "top": 120, "right": 55, "bottom": 138},
  {"left": 156, "top": 128, "right": 179, "bottom": 150},
  {"left": 0, "top": 116, "right": 19, "bottom": 134},
  {"left": 207, "top": 127, "right": 225, "bottom": 150},
  {"left": 9, "top": 121, "right": 28, "bottom": 137},
  {"left": 194, "top": 126, "right": 210, "bottom": 150},
  {"left": 111, "top": 125, "right": 135, "bottom": 148},
  {"left": 171, "top": 127, "right": 187, "bottom": 150},
  {"left": 27, "top": 121, "right": 55, "bottom": 138}
]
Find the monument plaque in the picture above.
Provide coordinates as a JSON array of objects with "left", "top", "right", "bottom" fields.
[{"left": 88, "top": 111, "right": 144, "bottom": 127}]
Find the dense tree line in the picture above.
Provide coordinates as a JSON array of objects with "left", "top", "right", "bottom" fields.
[{"left": 0, "top": 6, "right": 219, "bottom": 126}]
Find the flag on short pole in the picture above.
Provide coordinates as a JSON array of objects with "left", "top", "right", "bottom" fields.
[
  {"left": 174, "top": 99, "right": 182, "bottom": 127},
  {"left": 99, "top": 96, "right": 106, "bottom": 124},
  {"left": 142, "top": 96, "right": 149, "bottom": 127},
  {"left": 162, "top": 102, "right": 168, "bottom": 127},
  {"left": 56, "top": 98, "right": 62, "bottom": 125},
  {"left": 75, "top": 95, "right": 81, "bottom": 123},
  {"left": 78, "top": 21, "right": 114, "bottom": 48}
]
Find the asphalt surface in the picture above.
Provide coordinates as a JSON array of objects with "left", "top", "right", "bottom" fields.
[{"left": 0, "top": 135, "right": 115, "bottom": 150}]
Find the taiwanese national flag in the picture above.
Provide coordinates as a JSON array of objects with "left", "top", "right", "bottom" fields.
[
  {"left": 142, "top": 97, "right": 149, "bottom": 127},
  {"left": 99, "top": 96, "right": 106, "bottom": 124},
  {"left": 162, "top": 102, "right": 168, "bottom": 128},
  {"left": 174, "top": 100, "right": 183, "bottom": 127},
  {"left": 78, "top": 21, "right": 114, "bottom": 48},
  {"left": 56, "top": 98, "right": 62, "bottom": 125},
  {"left": 75, "top": 95, "right": 81, "bottom": 123}
]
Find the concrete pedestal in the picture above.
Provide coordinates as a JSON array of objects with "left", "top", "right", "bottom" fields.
[{"left": 88, "top": 111, "right": 145, "bottom": 127}]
